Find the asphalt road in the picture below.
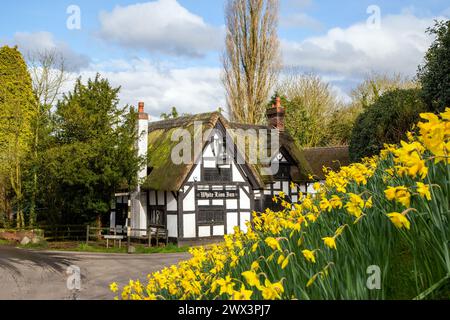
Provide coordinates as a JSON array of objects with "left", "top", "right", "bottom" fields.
[{"left": 0, "top": 245, "right": 190, "bottom": 300}]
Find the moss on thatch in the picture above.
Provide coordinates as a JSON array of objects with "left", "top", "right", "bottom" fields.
[
  {"left": 142, "top": 112, "right": 313, "bottom": 191},
  {"left": 303, "top": 146, "right": 350, "bottom": 180}
]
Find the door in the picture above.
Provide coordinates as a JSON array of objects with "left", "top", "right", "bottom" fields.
[{"left": 197, "top": 205, "right": 225, "bottom": 237}]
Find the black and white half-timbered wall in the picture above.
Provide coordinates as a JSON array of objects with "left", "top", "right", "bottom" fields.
[{"left": 110, "top": 99, "right": 350, "bottom": 245}]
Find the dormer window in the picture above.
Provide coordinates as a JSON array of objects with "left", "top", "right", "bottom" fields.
[{"left": 212, "top": 135, "right": 229, "bottom": 165}]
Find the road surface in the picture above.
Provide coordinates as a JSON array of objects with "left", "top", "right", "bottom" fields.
[{"left": 0, "top": 245, "right": 190, "bottom": 300}]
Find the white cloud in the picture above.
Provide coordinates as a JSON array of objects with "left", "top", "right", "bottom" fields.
[
  {"left": 98, "top": 0, "right": 224, "bottom": 57},
  {"left": 282, "top": 13, "right": 439, "bottom": 78},
  {"left": 281, "top": 13, "right": 323, "bottom": 30},
  {"left": 65, "top": 58, "right": 225, "bottom": 118},
  {"left": 11, "top": 31, "right": 90, "bottom": 71}
]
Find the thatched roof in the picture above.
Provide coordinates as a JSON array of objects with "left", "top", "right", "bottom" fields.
[
  {"left": 142, "top": 112, "right": 313, "bottom": 191},
  {"left": 303, "top": 146, "right": 350, "bottom": 180}
]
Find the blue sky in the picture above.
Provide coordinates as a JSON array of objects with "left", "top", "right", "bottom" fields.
[{"left": 1, "top": 0, "right": 449, "bottom": 118}]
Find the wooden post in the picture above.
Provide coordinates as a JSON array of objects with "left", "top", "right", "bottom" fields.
[
  {"left": 86, "top": 225, "right": 90, "bottom": 245},
  {"left": 148, "top": 226, "right": 151, "bottom": 247},
  {"left": 127, "top": 198, "right": 131, "bottom": 254},
  {"left": 156, "top": 227, "right": 159, "bottom": 247}
]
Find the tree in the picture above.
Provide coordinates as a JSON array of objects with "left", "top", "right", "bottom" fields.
[
  {"left": 26, "top": 50, "right": 69, "bottom": 225},
  {"left": 160, "top": 107, "right": 190, "bottom": 120},
  {"left": 274, "top": 73, "right": 339, "bottom": 147},
  {"left": 349, "top": 89, "right": 427, "bottom": 161},
  {"left": 418, "top": 19, "right": 450, "bottom": 113},
  {"left": 0, "top": 46, "right": 37, "bottom": 228},
  {"left": 326, "top": 72, "right": 419, "bottom": 147},
  {"left": 350, "top": 72, "right": 419, "bottom": 111},
  {"left": 36, "top": 75, "right": 140, "bottom": 225},
  {"left": 223, "top": 0, "right": 280, "bottom": 124},
  {"left": 326, "top": 104, "right": 362, "bottom": 146}
]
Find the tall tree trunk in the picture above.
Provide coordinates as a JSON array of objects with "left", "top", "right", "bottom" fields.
[
  {"left": 29, "top": 105, "right": 40, "bottom": 227},
  {"left": 223, "top": 0, "right": 281, "bottom": 125}
]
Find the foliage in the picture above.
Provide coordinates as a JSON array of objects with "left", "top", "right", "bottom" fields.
[
  {"left": 418, "top": 19, "right": 450, "bottom": 113},
  {"left": 35, "top": 75, "right": 141, "bottom": 225},
  {"left": 349, "top": 89, "right": 427, "bottom": 162},
  {"left": 350, "top": 72, "right": 419, "bottom": 111},
  {"left": 273, "top": 73, "right": 339, "bottom": 147},
  {"left": 325, "top": 104, "right": 362, "bottom": 146},
  {"left": 0, "top": 46, "right": 38, "bottom": 228},
  {"left": 160, "top": 107, "right": 190, "bottom": 120},
  {"left": 26, "top": 50, "right": 70, "bottom": 225},
  {"left": 113, "top": 108, "right": 450, "bottom": 300}
]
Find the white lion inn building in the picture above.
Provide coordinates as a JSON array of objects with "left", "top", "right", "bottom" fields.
[{"left": 110, "top": 99, "right": 349, "bottom": 246}]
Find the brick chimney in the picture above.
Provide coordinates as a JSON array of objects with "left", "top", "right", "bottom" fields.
[
  {"left": 137, "top": 102, "right": 149, "bottom": 181},
  {"left": 266, "top": 96, "right": 285, "bottom": 131},
  {"left": 138, "top": 102, "right": 149, "bottom": 120}
]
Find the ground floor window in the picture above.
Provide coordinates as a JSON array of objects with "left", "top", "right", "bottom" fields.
[
  {"left": 198, "top": 206, "right": 225, "bottom": 225},
  {"left": 148, "top": 205, "right": 166, "bottom": 227}
]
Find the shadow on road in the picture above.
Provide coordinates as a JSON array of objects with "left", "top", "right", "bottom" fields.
[{"left": 0, "top": 246, "right": 78, "bottom": 276}]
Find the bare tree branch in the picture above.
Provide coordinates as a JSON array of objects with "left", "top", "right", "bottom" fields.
[{"left": 223, "top": 0, "right": 281, "bottom": 124}]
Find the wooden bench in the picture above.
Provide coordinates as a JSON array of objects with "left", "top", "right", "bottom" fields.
[
  {"left": 105, "top": 226, "right": 125, "bottom": 248},
  {"left": 148, "top": 225, "right": 169, "bottom": 246}
]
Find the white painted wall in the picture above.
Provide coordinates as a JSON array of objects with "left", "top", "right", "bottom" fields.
[
  {"left": 282, "top": 181, "right": 289, "bottom": 194},
  {"left": 183, "top": 214, "right": 196, "bottom": 238},
  {"left": 232, "top": 162, "right": 245, "bottom": 182},
  {"left": 227, "top": 212, "right": 238, "bottom": 235},
  {"left": 226, "top": 199, "right": 238, "bottom": 210},
  {"left": 187, "top": 164, "right": 201, "bottom": 182},
  {"left": 198, "top": 226, "right": 210, "bottom": 237},
  {"left": 110, "top": 212, "right": 116, "bottom": 228},
  {"left": 213, "top": 226, "right": 225, "bottom": 236},
  {"left": 157, "top": 191, "right": 165, "bottom": 205},
  {"left": 240, "top": 188, "right": 251, "bottom": 209},
  {"left": 139, "top": 192, "right": 148, "bottom": 232},
  {"left": 240, "top": 212, "right": 251, "bottom": 233},
  {"left": 167, "top": 192, "right": 178, "bottom": 211},
  {"left": 167, "top": 215, "right": 178, "bottom": 238},
  {"left": 149, "top": 191, "right": 156, "bottom": 206},
  {"left": 183, "top": 188, "right": 196, "bottom": 211},
  {"left": 137, "top": 118, "right": 148, "bottom": 182}
]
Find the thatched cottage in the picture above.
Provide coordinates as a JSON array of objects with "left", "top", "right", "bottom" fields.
[{"left": 111, "top": 99, "right": 349, "bottom": 245}]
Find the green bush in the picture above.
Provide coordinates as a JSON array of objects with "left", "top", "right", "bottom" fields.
[
  {"left": 349, "top": 89, "right": 427, "bottom": 162},
  {"left": 418, "top": 20, "right": 450, "bottom": 113}
]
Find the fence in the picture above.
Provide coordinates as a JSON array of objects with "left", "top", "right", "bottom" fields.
[
  {"left": 86, "top": 225, "right": 168, "bottom": 247},
  {"left": 1, "top": 223, "right": 169, "bottom": 247},
  {"left": 40, "top": 225, "right": 87, "bottom": 242}
]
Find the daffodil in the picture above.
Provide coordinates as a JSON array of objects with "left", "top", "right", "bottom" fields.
[
  {"left": 322, "top": 237, "right": 337, "bottom": 250},
  {"left": 302, "top": 249, "right": 316, "bottom": 263},
  {"left": 251, "top": 261, "right": 259, "bottom": 271},
  {"left": 344, "top": 193, "right": 364, "bottom": 218},
  {"left": 384, "top": 186, "right": 411, "bottom": 207},
  {"left": 232, "top": 285, "right": 253, "bottom": 300},
  {"left": 110, "top": 282, "right": 119, "bottom": 293},
  {"left": 261, "top": 279, "right": 284, "bottom": 300},
  {"left": 330, "top": 195, "right": 343, "bottom": 209},
  {"left": 216, "top": 276, "right": 235, "bottom": 295},
  {"left": 416, "top": 182, "right": 431, "bottom": 200},
  {"left": 387, "top": 212, "right": 411, "bottom": 230},
  {"left": 320, "top": 197, "right": 332, "bottom": 212},
  {"left": 265, "top": 237, "right": 282, "bottom": 251},
  {"left": 242, "top": 271, "right": 261, "bottom": 288}
]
